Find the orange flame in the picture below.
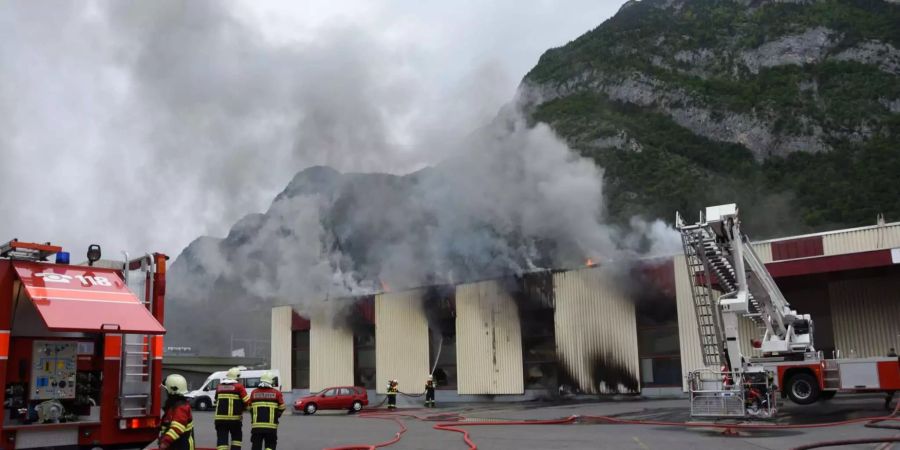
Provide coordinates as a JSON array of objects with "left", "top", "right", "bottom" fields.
[{"left": 585, "top": 258, "right": 595, "bottom": 267}]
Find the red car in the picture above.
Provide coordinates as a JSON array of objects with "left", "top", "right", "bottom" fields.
[{"left": 294, "top": 386, "right": 369, "bottom": 415}]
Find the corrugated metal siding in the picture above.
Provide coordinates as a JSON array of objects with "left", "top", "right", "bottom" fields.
[
  {"left": 738, "top": 316, "right": 762, "bottom": 360},
  {"left": 553, "top": 267, "right": 640, "bottom": 394},
  {"left": 270, "top": 306, "right": 293, "bottom": 391},
  {"left": 750, "top": 241, "right": 773, "bottom": 263},
  {"left": 375, "top": 289, "right": 430, "bottom": 394},
  {"left": 828, "top": 276, "right": 900, "bottom": 358},
  {"left": 455, "top": 280, "right": 524, "bottom": 395},
  {"left": 309, "top": 315, "right": 354, "bottom": 391},
  {"left": 771, "top": 236, "right": 824, "bottom": 261},
  {"left": 823, "top": 223, "right": 900, "bottom": 256},
  {"left": 674, "top": 254, "right": 709, "bottom": 391}
]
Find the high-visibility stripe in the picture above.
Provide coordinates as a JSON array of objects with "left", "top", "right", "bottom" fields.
[
  {"left": 252, "top": 423, "right": 278, "bottom": 429},
  {"left": 0, "top": 330, "right": 9, "bottom": 360},
  {"left": 104, "top": 334, "right": 122, "bottom": 360},
  {"left": 165, "top": 429, "right": 180, "bottom": 440},
  {"left": 27, "top": 286, "right": 137, "bottom": 300},
  {"left": 170, "top": 421, "right": 186, "bottom": 431},
  {"left": 152, "top": 335, "right": 164, "bottom": 360}
]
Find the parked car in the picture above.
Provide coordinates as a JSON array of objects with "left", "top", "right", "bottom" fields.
[
  {"left": 294, "top": 386, "right": 369, "bottom": 414},
  {"left": 185, "top": 368, "right": 281, "bottom": 411}
]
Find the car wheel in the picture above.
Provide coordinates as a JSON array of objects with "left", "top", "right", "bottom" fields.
[
  {"left": 787, "top": 373, "right": 821, "bottom": 405},
  {"left": 196, "top": 397, "right": 212, "bottom": 411},
  {"left": 351, "top": 400, "right": 363, "bottom": 412},
  {"left": 305, "top": 403, "right": 318, "bottom": 415}
]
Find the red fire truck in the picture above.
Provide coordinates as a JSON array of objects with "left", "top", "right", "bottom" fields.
[
  {"left": 678, "top": 205, "right": 900, "bottom": 419},
  {"left": 0, "top": 239, "right": 167, "bottom": 449}
]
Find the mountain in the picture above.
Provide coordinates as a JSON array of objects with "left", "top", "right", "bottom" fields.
[
  {"left": 521, "top": 0, "right": 900, "bottom": 234},
  {"left": 164, "top": 0, "right": 900, "bottom": 356}
]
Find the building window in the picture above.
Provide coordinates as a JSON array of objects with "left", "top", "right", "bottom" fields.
[{"left": 292, "top": 330, "right": 310, "bottom": 389}]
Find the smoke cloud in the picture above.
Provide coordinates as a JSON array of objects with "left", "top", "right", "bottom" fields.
[{"left": 164, "top": 98, "right": 683, "bottom": 354}]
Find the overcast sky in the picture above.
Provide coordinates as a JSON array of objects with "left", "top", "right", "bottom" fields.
[{"left": 0, "top": 0, "right": 626, "bottom": 259}]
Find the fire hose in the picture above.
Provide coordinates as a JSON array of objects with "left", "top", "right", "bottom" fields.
[{"left": 322, "top": 401, "right": 900, "bottom": 450}]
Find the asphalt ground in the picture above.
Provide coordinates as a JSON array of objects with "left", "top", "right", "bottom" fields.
[{"left": 175, "top": 395, "right": 899, "bottom": 450}]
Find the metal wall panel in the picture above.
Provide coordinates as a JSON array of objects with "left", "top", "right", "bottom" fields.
[
  {"left": 674, "top": 254, "right": 709, "bottom": 391},
  {"left": 828, "top": 276, "right": 900, "bottom": 358},
  {"left": 750, "top": 241, "right": 773, "bottom": 263},
  {"left": 455, "top": 280, "right": 524, "bottom": 395},
  {"left": 309, "top": 315, "right": 354, "bottom": 391},
  {"left": 375, "top": 289, "right": 430, "bottom": 394},
  {"left": 270, "top": 306, "right": 293, "bottom": 391},
  {"left": 553, "top": 267, "right": 640, "bottom": 394},
  {"left": 738, "top": 316, "right": 762, "bottom": 360},
  {"left": 823, "top": 223, "right": 900, "bottom": 256}
]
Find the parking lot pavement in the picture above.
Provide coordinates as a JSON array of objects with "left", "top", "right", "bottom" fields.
[{"left": 177, "top": 396, "right": 898, "bottom": 450}]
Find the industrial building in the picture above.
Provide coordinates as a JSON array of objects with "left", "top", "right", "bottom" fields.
[{"left": 271, "top": 219, "right": 900, "bottom": 400}]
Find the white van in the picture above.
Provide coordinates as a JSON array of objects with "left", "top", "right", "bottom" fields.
[{"left": 185, "top": 368, "right": 281, "bottom": 411}]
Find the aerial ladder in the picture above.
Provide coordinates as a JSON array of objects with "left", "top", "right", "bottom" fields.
[
  {"left": 677, "top": 204, "right": 812, "bottom": 419},
  {"left": 677, "top": 204, "right": 900, "bottom": 419}
]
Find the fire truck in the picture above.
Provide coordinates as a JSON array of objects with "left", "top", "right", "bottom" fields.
[
  {"left": 0, "top": 239, "right": 167, "bottom": 449},
  {"left": 677, "top": 205, "right": 900, "bottom": 419}
]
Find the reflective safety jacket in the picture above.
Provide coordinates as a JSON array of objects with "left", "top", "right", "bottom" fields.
[
  {"left": 387, "top": 385, "right": 398, "bottom": 395},
  {"left": 161, "top": 397, "right": 195, "bottom": 450},
  {"left": 249, "top": 386, "right": 286, "bottom": 430},
  {"left": 425, "top": 380, "right": 435, "bottom": 391},
  {"left": 215, "top": 381, "right": 250, "bottom": 421}
]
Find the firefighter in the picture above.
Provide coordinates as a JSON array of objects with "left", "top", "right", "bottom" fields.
[
  {"left": 159, "top": 374, "right": 195, "bottom": 450},
  {"left": 424, "top": 375, "right": 436, "bottom": 408},
  {"left": 386, "top": 379, "right": 398, "bottom": 409},
  {"left": 215, "top": 367, "right": 250, "bottom": 450},
  {"left": 249, "top": 371, "right": 285, "bottom": 450}
]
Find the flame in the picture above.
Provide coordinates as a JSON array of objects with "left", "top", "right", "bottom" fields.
[
  {"left": 380, "top": 280, "right": 391, "bottom": 293},
  {"left": 585, "top": 258, "right": 595, "bottom": 267}
]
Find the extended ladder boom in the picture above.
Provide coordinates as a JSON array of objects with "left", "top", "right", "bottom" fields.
[{"left": 677, "top": 204, "right": 814, "bottom": 371}]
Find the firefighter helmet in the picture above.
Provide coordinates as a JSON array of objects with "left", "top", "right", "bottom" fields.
[
  {"left": 226, "top": 367, "right": 241, "bottom": 380},
  {"left": 164, "top": 374, "right": 188, "bottom": 396},
  {"left": 260, "top": 371, "right": 275, "bottom": 387}
]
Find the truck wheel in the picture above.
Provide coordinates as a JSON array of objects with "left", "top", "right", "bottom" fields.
[
  {"left": 305, "top": 403, "right": 318, "bottom": 415},
  {"left": 787, "top": 373, "right": 821, "bottom": 405},
  {"left": 196, "top": 397, "right": 212, "bottom": 411}
]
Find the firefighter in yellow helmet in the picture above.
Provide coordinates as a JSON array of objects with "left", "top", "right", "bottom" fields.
[
  {"left": 424, "top": 375, "right": 436, "bottom": 408},
  {"left": 386, "top": 379, "right": 398, "bottom": 409},
  {"left": 159, "top": 374, "right": 195, "bottom": 450},
  {"left": 215, "top": 367, "right": 250, "bottom": 450},
  {"left": 249, "top": 371, "right": 285, "bottom": 450}
]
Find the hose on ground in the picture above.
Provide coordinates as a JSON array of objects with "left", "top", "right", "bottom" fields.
[
  {"left": 787, "top": 398, "right": 900, "bottom": 450},
  {"left": 324, "top": 399, "right": 900, "bottom": 450}
]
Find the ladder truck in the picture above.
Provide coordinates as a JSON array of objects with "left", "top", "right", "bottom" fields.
[
  {"left": 0, "top": 239, "right": 167, "bottom": 449},
  {"left": 677, "top": 204, "right": 900, "bottom": 419}
]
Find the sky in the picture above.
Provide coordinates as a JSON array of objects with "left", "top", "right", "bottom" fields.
[{"left": 0, "top": 0, "right": 627, "bottom": 260}]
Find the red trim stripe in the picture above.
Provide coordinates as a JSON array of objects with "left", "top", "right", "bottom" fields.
[
  {"left": 0, "top": 330, "right": 9, "bottom": 360},
  {"left": 104, "top": 335, "right": 122, "bottom": 360}
]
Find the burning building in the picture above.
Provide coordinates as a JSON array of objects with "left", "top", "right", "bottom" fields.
[{"left": 271, "top": 217, "right": 900, "bottom": 402}]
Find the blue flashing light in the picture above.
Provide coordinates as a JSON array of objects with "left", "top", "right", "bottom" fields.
[{"left": 55, "top": 252, "right": 70, "bottom": 265}]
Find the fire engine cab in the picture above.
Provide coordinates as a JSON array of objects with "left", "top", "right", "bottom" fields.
[
  {"left": 0, "top": 239, "right": 167, "bottom": 449},
  {"left": 678, "top": 205, "right": 900, "bottom": 419}
]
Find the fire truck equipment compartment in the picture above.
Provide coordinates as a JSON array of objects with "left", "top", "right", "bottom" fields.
[{"left": 12, "top": 261, "right": 165, "bottom": 334}]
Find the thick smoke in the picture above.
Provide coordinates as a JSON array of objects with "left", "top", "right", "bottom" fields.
[{"left": 165, "top": 98, "right": 682, "bottom": 354}]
